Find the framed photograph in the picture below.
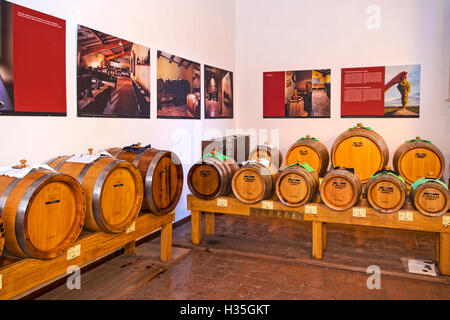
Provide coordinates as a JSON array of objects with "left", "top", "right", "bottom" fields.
[
  {"left": 157, "top": 51, "right": 201, "bottom": 119},
  {"left": 204, "top": 65, "right": 233, "bottom": 119},
  {"left": 77, "top": 25, "right": 150, "bottom": 118},
  {"left": 0, "top": 1, "right": 66, "bottom": 116},
  {"left": 263, "top": 69, "right": 331, "bottom": 118}
]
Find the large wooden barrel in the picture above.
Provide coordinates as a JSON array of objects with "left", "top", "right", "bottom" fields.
[
  {"left": 331, "top": 123, "right": 389, "bottom": 183},
  {"left": 107, "top": 144, "right": 183, "bottom": 215},
  {"left": 410, "top": 177, "right": 449, "bottom": 217},
  {"left": 187, "top": 151, "right": 239, "bottom": 200},
  {"left": 366, "top": 166, "right": 407, "bottom": 213},
  {"left": 48, "top": 151, "right": 143, "bottom": 233},
  {"left": 275, "top": 163, "right": 319, "bottom": 207},
  {"left": 285, "top": 135, "right": 329, "bottom": 177},
  {"left": 393, "top": 137, "right": 445, "bottom": 185},
  {"left": 0, "top": 162, "right": 86, "bottom": 259},
  {"left": 320, "top": 168, "right": 362, "bottom": 211},
  {"left": 232, "top": 161, "right": 279, "bottom": 204},
  {"left": 249, "top": 143, "right": 283, "bottom": 169},
  {"left": 0, "top": 218, "right": 5, "bottom": 257}
]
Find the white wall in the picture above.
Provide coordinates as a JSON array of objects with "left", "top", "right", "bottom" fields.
[
  {"left": 1, "top": 0, "right": 236, "bottom": 221},
  {"left": 235, "top": 0, "right": 450, "bottom": 181}
]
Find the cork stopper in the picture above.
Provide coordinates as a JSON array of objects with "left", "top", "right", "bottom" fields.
[
  {"left": 338, "top": 165, "right": 345, "bottom": 170},
  {"left": 136, "top": 142, "right": 142, "bottom": 148},
  {"left": 385, "top": 165, "right": 391, "bottom": 171},
  {"left": 428, "top": 172, "right": 434, "bottom": 177},
  {"left": 357, "top": 123, "right": 363, "bottom": 127},
  {"left": 416, "top": 136, "right": 420, "bottom": 140},
  {"left": 88, "top": 148, "right": 94, "bottom": 155},
  {"left": 12, "top": 159, "right": 27, "bottom": 169},
  {"left": 211, "top": 149, "right": 216, "bottom": 156},
  {"left": 306, "top": 135, "right": 311, "bottom": 138},
  {"left": 264, "top": 141, "right": 268, "bottom": 145}
]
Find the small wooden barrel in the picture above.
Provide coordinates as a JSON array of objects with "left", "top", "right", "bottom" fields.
[
  {"left": 410, "top": 178, "right": 449, "bottom": 217},
  {"left": 331, "top": 123, "right": 389, "bottom": 183},
  {"left": 393, "top": 137, "right": 445, "bottom": 185},
  {"left": 107, "top": 145, "right": 183, "bottom": 215},
  {"left": 249, "top": 144, "right": 283, "bottom": 169},
  {"left": 0, "top": 218, "right": 5, "bottom": 257},
  {"left": 320, "top": 168, "right": 362, "bottom": 211},
  {"left": 366, "top": 166, "right": 407, "bottom": 213},
  {"left": 285, "top": 135, "right": 329, "bottom": 176},
  {"left": 275, "top": 163, "right": 319, "bottom": 207},
  {"left": 0, "top": 164, "right": 86, "bottom": 259},
  {"left": 289, "top": 97, "right": 305, "bottom": 117},
  {"left": 49, "top": 152, "right": 143, "bottom": 233},
  {"left": 187, "top": 153, "right": 239, "bottom": 200},
  {"left": 232, "top": 161, "right": 279, "bottom": 204}
]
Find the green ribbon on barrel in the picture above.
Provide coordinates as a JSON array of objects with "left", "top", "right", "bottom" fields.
[
  {"left": 405, "top": 138, "right": 431, "bottom": 143},
  {"left": 298, "top": 136, "right": 318, "bottom": 142},
  {"left": 371, "top": 171, "right": 405, "bottom": 184},
  {"left": 285, "top": 162, "right": 315, "bottom": 172},
  {"left": 411, "top": 177, "right": 448, "bottom": 190},
  {"left": 348, "top": 126, "right": 371, "bottom": 130},
  {"left": 202, "top": 152, "right": 229, "bottom": 161}
]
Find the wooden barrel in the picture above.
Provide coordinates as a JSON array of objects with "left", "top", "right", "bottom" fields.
[
  {"left": 410, "top": 177, "right": 449, "bottom": 217},
  {"left": 289, "top": 97, "right": 306, "bottom": 117},
  {"left": 107, "top": 145, "right": 183, "bottom": 215},
  {"left": 187, "top": 151, "right": 239, "bottom": 200},
  {"left": 0, "top": 162, "right": 86, "bottom": 259},
  {"left": 366, "top": 166, "right": 407, "bottom": 213},
  {"left": 320, "top": 168, "right": 362, "bottom": 211},
  {"left": 48, "top": 151, "right": 143, "bottom": 233},
  {"left": 0, "top": 218, "right": 4, "bottom": 257},
  {"left": 232, "top": 161, "right": 279, "bottom": 204},
  {"left": 331, "top": 123, "right": 389, "bottom": 183},
  {"left": 275, "top": 163, "right": 319, "bottom": 207},
  {"left": 248, "top": 143, "right": 283, "bottom": 169},
  {"left": 285, "top": 135, "right": 329, "bottom": 177},
  {"left": 393, "top": 137, "right": 445, "bottom": 185}
]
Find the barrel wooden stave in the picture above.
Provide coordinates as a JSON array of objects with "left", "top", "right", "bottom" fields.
[
  {"left": 320, "top": 169, "right": 362, "bottom": 211},
  {"left": 49, "top": 156, "right": 143, "bottom": 233},
  {"left": 249, "top": 145, "right": 283, "bottom": 169},
  {"left": 393, "top": 140, "right": 445, "bottom": 185},
  {"left": 285, "top": 139, "right": 329, "bottom": 177},
  {"left": 0, "top": 169, "right": 86, "bottom": 259},
  {"left": 411, "top": 181, "right": 449, "bottom": 217},
  {"left": 366, "top": 173, "right": 407, "bottom": 213},
  {"left": 276, "top": 164, "right": 319, "bottom": 207},
  {"left": 232, "top": 162, "right": 279, "bottom": 204},
  {"left": 107, "top": 148, "right": 184, "bottom": 215},
  {"left": 0, "top": 218, "right": 5, "bottom": 257},
  {"left": 331, "top": 127, "right": 389, "bottom": 183}
]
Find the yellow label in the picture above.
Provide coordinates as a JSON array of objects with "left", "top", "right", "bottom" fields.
[
  {"left": 67, "top": 244, "right": 81, "bottom": 261},
  {"left": 305, "top": 205, "right": 317, "bottom": 214},
  {"left": 352, "top": 207, "right": 366, "bottom": 218},
  {"left": 398, "top": 211, "right": 413, "bottom": 222},
  {"left": 126, "top": 221, "right": 136, "bottom": 234},
  {"left": 262, "top": 200, "right": 273, "bottom": 210},
  {"left": 217, "top": 198, "right": 228, "bottom": 207},
  {"left": 0, "top": 274, "right": 2, "bottom": 290},
  {"left": 443, "top": 215, "right": 450, "bottom": 227}
]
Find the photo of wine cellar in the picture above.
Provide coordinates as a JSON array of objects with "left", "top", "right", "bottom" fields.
[
  {"left": 77, "top": 25, "right": 150, "bottom": 118},
  {"left": 204, "top": 65, "right": 233, "bottom": 118},
  {"left": 157, "top": 51, "right": 201, "bottom": 119}
]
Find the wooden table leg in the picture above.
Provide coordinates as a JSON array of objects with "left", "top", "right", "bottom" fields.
[
  {"left": 439, "top": 233, "right": 449, "bottom": 276},
  {"left": 312, "top": 221, "right": 323, "bottom": 259},
  {"left": 435, "top": 233, "right": 440, "bottom": 263},
  {"left": 124, "top": 240, "right": 136, "bottom": 256},
  {"left": 322, "top": 223, "right": 327, "bottom": 251},
  {"left": 160, "top": 222, "right": 172, "bottom": 262},
  {"left": 205, "top": 212, "right": 215, "bottom": 235},
  {"left": 191, "top": 210, "right": 202, "bottom": 245}
]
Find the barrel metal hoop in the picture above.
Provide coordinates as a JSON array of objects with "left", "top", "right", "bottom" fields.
[
  {"left": 92, "top": 160, "right": 121, "bottom": 233},
  {"left": 76, "top": 158, "right": 102, "bottom": 184},
  {"left": 53, "top": 157, "right": 70, "bottom": 172},
  {"left": 0, "top": 178, "right": 20, "bottom": 218},
  {"left": 132, "top": 148, "right": 152, "bottom": 167},
  {"left": 16, "top": 173, "right": 57, "bottom": 257}
]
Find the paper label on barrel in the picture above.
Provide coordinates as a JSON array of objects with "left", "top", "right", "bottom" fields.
[
  {"left": 217, "top": 198, "right": 228, "bottom": 207},
  {"left": 262, "top": 200, "right": 273, "bottom": 210},
  {"left": 126, "top": 222, "right": 136, "bottom": 234},
  {"left": 67, "top": 244, "right": 81, "bottom": 260},
  {"left": 352, "top": 208, "right": 366, "bottom": 218},
  {"left": 305, "top": 205, "right": 317, "bottom": 214},
  {"left": 398, "top": 211, "right": 413, "bottom": 222},
  {"left": 443, "top": 216, "right": 450, "bottom": 227}
]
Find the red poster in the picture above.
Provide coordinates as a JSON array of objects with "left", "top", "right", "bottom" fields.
[{"left": 0, "top": 1, "right": 66, "bottom": 115}]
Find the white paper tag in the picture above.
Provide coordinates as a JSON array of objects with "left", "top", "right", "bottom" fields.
[
  {"left": 352, "top": 207, "right": 366, "bottom": 218},
  {"left": 407, "top": 259, "right": 437, "bottom": 276},
  {"left": 443, "top": 216, "right": 450, "bottom": 227},
  {"left": 0, "top": 164, "right": 56, "bottom": 179},
  {"left": 126, "top": 221, "right": 136, "bottom": 234},
  {"left": 398, "top": 210, "right": 413, "bottom": 222},
  {"left": 217, "top": 198, "right": 228, "bottom": 207},
  {"left": 262, "top": 200, "right": 273, "bottom": 210},
  {"left": 67, "top": 244, "right": 81, "bottom": 260},
  {"left": 305, "top": 205, "right": 317, "bottom": 214},
  {"left": 258, "top": 158, "right": 271, "bottom": 168},
  {"left": 67, "top": 151, "right": 112, "bottom": 164}
]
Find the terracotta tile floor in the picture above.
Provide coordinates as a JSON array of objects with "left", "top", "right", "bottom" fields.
[{"left": 123, "top": 215, "right": 450, "bottom": 300}]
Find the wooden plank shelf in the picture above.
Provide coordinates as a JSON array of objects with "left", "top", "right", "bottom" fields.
[
  {"left": 187, "top": 194, "right": 450, "bottom": 276},
  {"left": 0, "top": 211, "right": 174, "bottom": 300}
]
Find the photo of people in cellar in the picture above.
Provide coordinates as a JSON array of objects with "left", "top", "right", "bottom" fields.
[
  {"left": 77, "top": 25, "right": 150, "bottom": 118},
  {"left": 204, "top": 65, "right": 233, "bottom": 118},
  {"left": 157, "top": 51, "right": 201, "bottom": 119}
]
